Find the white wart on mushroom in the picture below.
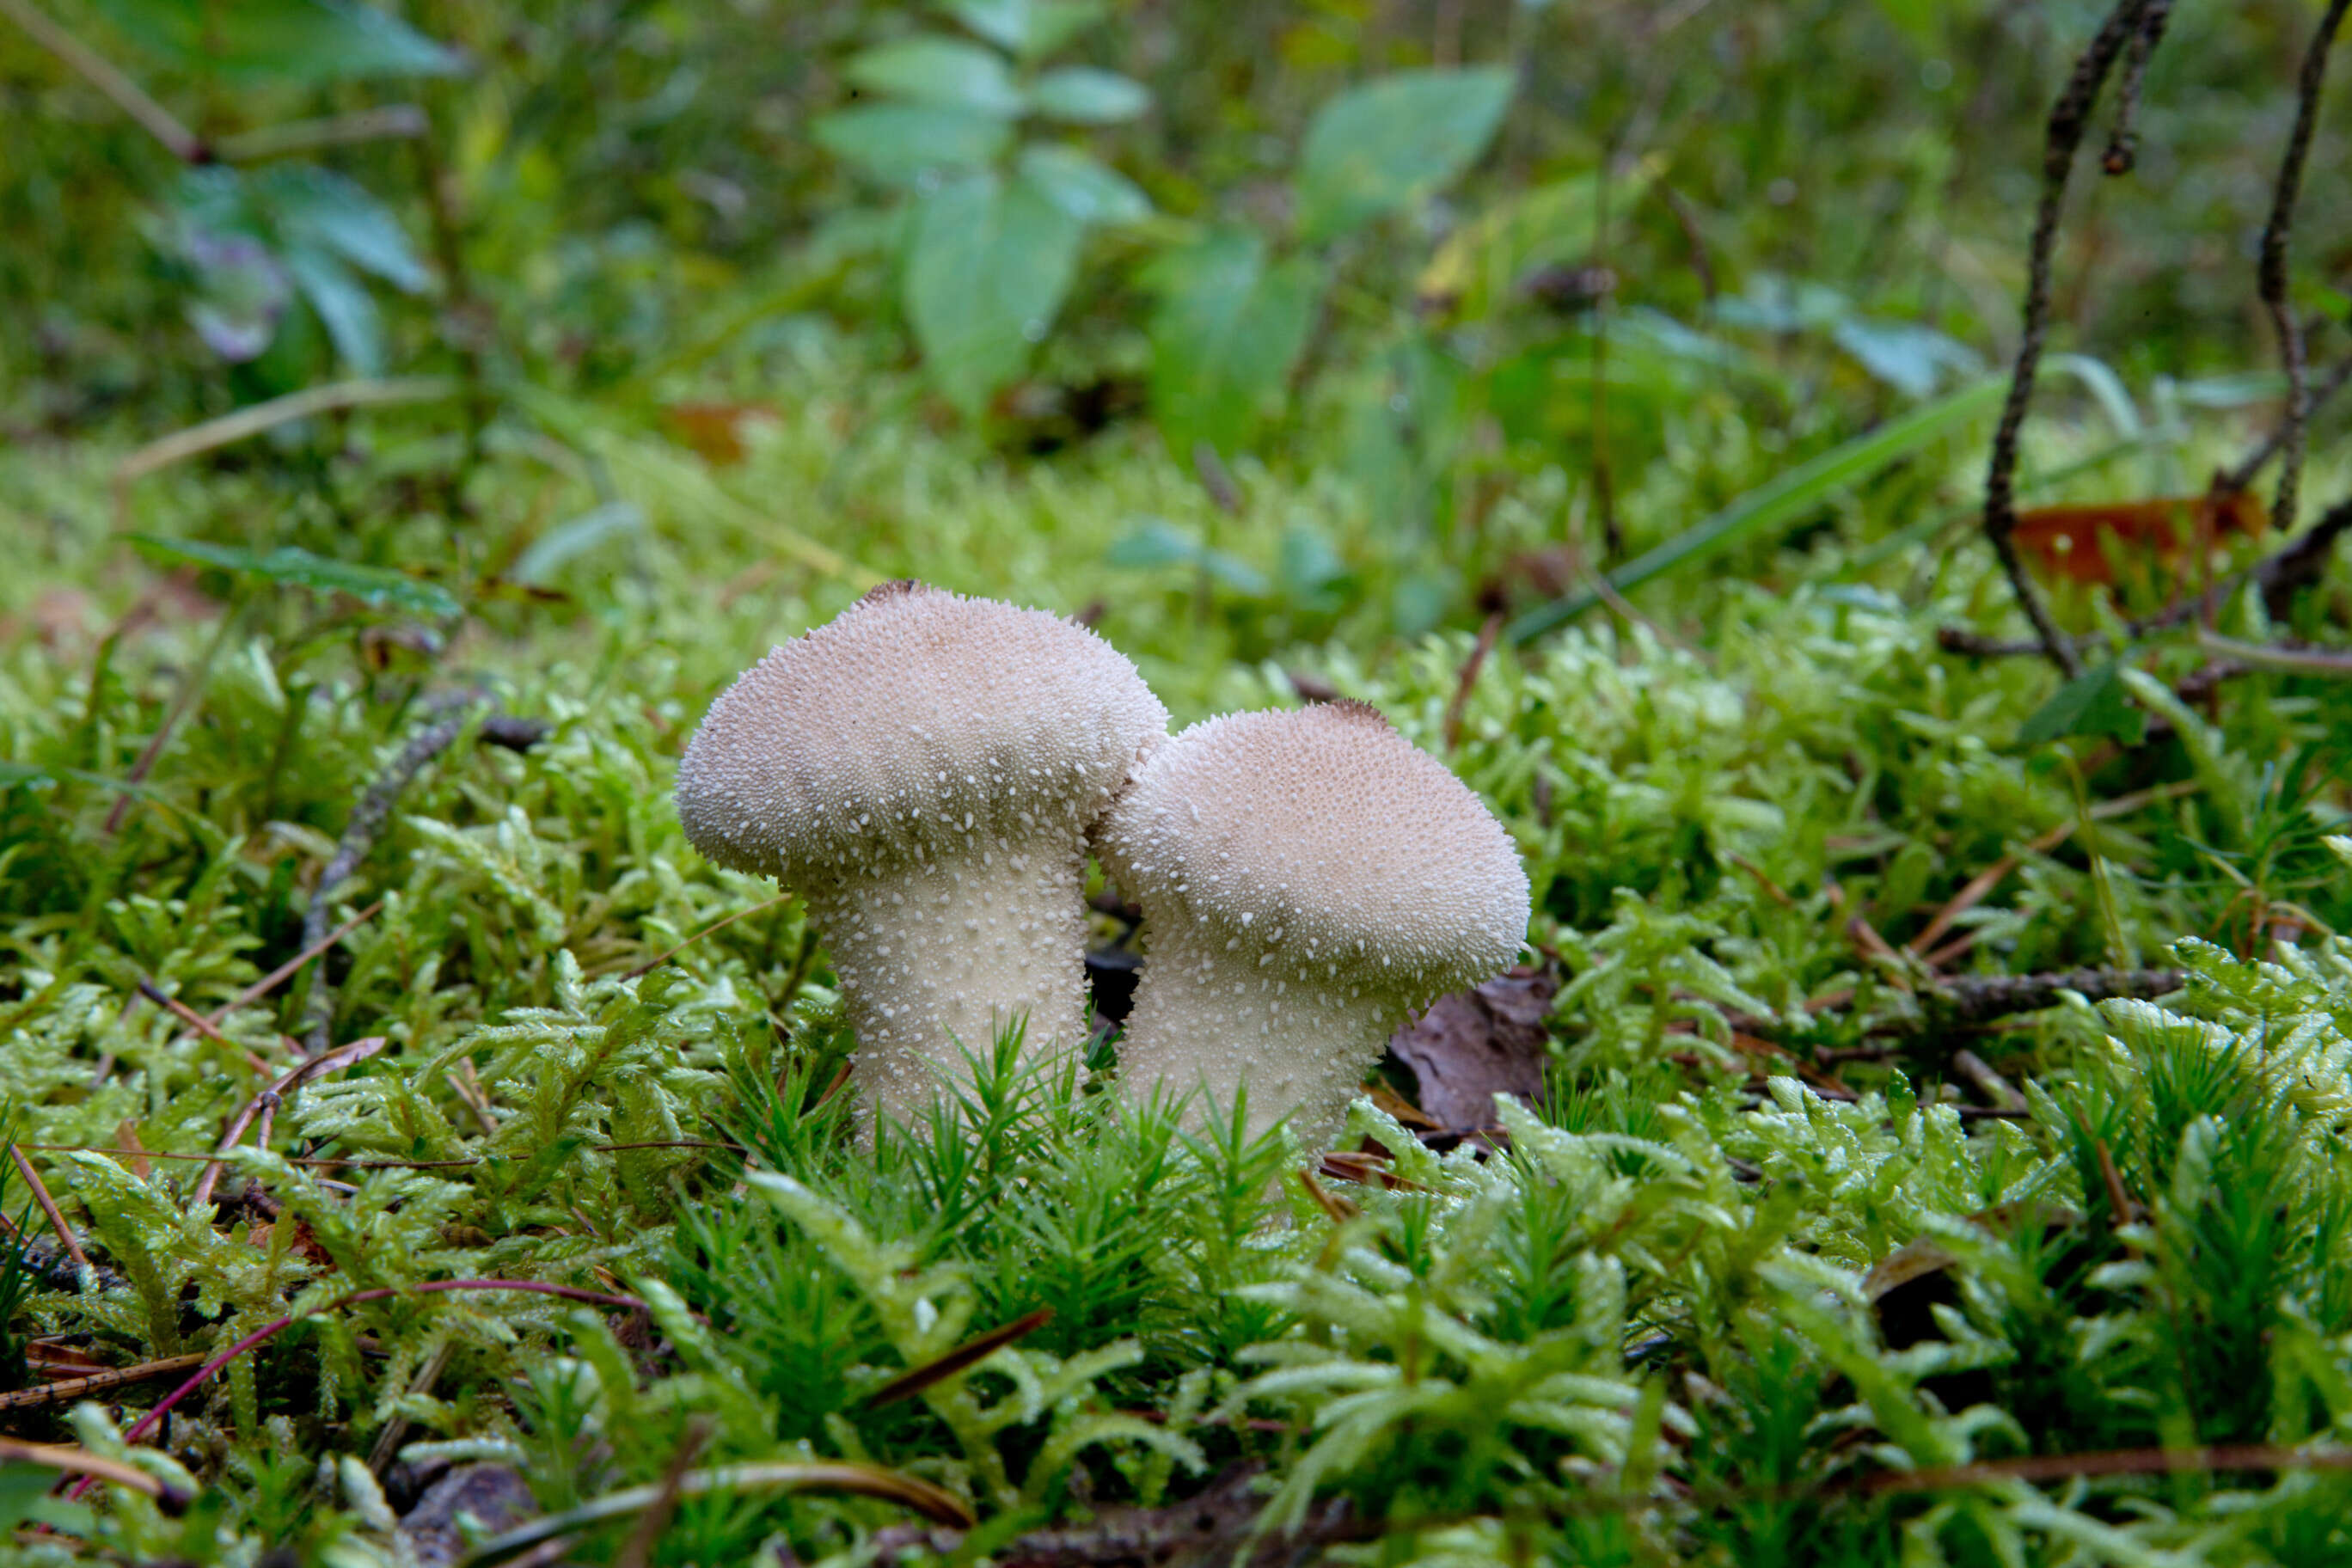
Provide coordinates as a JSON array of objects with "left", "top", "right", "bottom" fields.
[
  {"left": 676, "top": 581, "right": 1167, "bottom": 1131},
  {"left": 1099, "top": 700, "right": 1531, "bottom": 1147}
]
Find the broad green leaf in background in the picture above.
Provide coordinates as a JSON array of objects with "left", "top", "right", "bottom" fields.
[
  {"left": 844, "top": 37, "right": 1025, "bottom": 117},
  {"left": 1105, "top": 518, "right": 1270, "bottom": 595},
  {"left": 91, "top": 0, "right": 462, "bottom": 83},
  {"left": 1144, "top": 227, "right": 1325, "bottom": 461},
  {"left": 1294, "top": 66, "right": 1516, "bottom": 243},
  {"left": 511, "top": 503, "right": 647, "bottom": 587},
  {"left": 904, "top": 170, "right": 1085, "bottom": 419},
  {"left": 256, "top": 166, "right": 432, "bottom": 293},
  {"left": 2018, "top": 661, "right": 2148, "bottom": 747},
  {"left": 1507, "top": 377, "right": 2006, "bottom": 643},
  {"left": 131, "top": 537, "right": 462, "bottom": 619},
  {"left": 1017, "top": 145, "right": 1149, "bottom": 226},
  {"left": 814, "top": 104, "right": 1014, "bottom": 184},
  {"left": 279, "top": 247, "right": 383, "bottom": 372},
  {"left": 1832, "top": 317, "right": 1982, "bottom": 397},
  {"left": 1029, "top": 66, "right": 1149, "bottom": 124},
  {"left": 950, "top": 0, "right": 1103, "bottom": 61}
]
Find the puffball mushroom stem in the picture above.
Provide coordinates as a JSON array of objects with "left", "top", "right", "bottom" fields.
[
  {"left": 676, "top": 581, "right": 1167, "bottom": 1135},
  {"left": 1100, "top": 701, "right": 1531, "bottom": 1149},
  {"left": 801, "top": 848, "right": 1090, "bottom": 1129},
  {"left": 1110, "top": 906, "right": 1410, "bottom": 1147}
]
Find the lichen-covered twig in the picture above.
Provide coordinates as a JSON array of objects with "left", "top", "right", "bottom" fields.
[
  {"left": 2100, "top": 0, "right": 2173, "bottom": 174},
  {"left": 1981, "top": 0, "right": 2166, "bottom": 680},
  {"left": 2256, "top": 0, "right": 2352, "bottom": 536},
  {"left": 300, "top": 698, "right": 545, "bottom": 1052}
]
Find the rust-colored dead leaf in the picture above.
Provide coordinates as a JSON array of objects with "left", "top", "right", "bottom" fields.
[
  {"left": 664, "top": 401, "right": 781, "bottom": 466},
  {"left": 1385, "top": 966, "right": 1559, "bottom": 1131},
  {"left": 2012, "top": 489, "right": 2265, "bottom": 586}
]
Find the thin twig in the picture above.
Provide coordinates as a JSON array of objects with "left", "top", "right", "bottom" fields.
[
  {"left": 137, "top": 979, "right": 279, "bottom": 1073},
  {"left": 1951, "top": 1049, "right": 2030, "bottom": 1112},
  {"left": 0, "top": 1437, "right": 188, "bottom": 1507},
  {"left": 113, "top": 378, "right": 462, "bottom": 530},
  {"left": 2255, "top": 0, "right": 2352, "bottom": 536},
  {"left": 1441, "top": 612, "right": 1504, "bottom": 752},
  {"left": 0, "top": 1352, "right": 209, "bottom": 1412},
  {"left": 2218, "top": 350, "right": 2352, "bottom": 493},
  {"left": 7, "top": 1144, "right": 90, "bottom": 1279},
  {"left": 622, "top": 894, "right": 791, "bottom": 981},
  {"left": 212, "top": 105, "right": 427, "bottom": 162},
  {"left": 202, "top": 901, "right": 383, "bottom": 1030},
  {"left": 193, "top": 1037, "right": 389, "bottom": 1207},
  {"left": 1981, "top": 0, "right": 2161, "bottom": 679},
  {"left": 0, "top": 0, "right": 206, "bottom": 162},
  {"left": 102, "top": 597, "right": 245, "bottom": 834}
]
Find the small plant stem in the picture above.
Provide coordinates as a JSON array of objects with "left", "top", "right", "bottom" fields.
[
  {"left": 199, "top": 902, "right": 383, "bottom": 1031},
  {"left": 623, "top": 893, "right": 790, "bottom": 980},
  {"left": 0, "top": 0, "right": 206, "bottom": 162},
  {"left": 192, "top": 1037, "right": 389, "bottom": 1208},
  {"left": 5, "top": 1146, "right": 89, "bottom": 1280},
  {"left": 137, "top": 979, "right": 279, "bottom": 1073},
  {"left": 102, "top": 594, "right": 247, "bottom": 835},
  {"left": 1441, "top": 612, "right": 1504, "bottom": 752}
]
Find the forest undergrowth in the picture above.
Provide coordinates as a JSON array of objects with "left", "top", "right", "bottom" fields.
[{"left": 5, "top": 0, "right": 2352, "bottom": 1564}]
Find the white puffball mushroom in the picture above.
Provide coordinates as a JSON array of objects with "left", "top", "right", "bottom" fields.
[
  {"left": 676, "top": 580, "right": 1167, "bottom": 1131},
  {"left": 1098, "top": 700, "right": 1531, "bottom": 1148}
]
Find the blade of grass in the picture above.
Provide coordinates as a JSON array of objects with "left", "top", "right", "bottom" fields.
[{"left": 1509, "top": 377, "right": 2005, "bottom": 645}]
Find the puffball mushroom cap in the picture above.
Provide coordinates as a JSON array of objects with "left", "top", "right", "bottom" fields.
[
  {"left": 675, "top": 580, "right": 1167, "bottom": 1131},
  {"left": 1099, "top": 700, "right": 1531, "bottom": 1143},
  {"left": 676, "top": 580, "right": 1167, "bottom": 884}
]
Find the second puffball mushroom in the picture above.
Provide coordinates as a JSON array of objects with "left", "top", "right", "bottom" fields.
[
  {"left": 676, "top": 582, "right": 1167, "bottom": 1131},
  {"left": 1098, "top": 701, "right": 1530, "bottom": 1147}
]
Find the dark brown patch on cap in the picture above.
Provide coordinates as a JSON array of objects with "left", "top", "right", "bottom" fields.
[
  {"left": 856, "top": 579, "right": 933, "bottom": 607},
  {"left": 1323, "top": 698, "right": 1394, "bottom": 729}
]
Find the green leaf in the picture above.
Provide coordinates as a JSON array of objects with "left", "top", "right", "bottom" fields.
[
  {"left": 92, "top": 0, "right": 462, "bottom": 83},
  {"left": 511, "top": 503, "right": 646, "bottom": 586},
  {"left": 1016, "top": 145, "right": 1148, "bottom": 226},
  {"left": 2018, "top": 661, "right": 2148, "bottom": 747},
  {"left": 1294, "top": 67, "right": 1515, "bottom": 243},
  {"left": 253, "top": 166, "right": 430, "bottom": 293},
  {"left": 1507, "top": 377, "right": 2006, "bottom": 644},
  {"left": 844, "top": 37, "right": 1024, "bottom": 117},
  {"left": 1144, "top": 228, "right": 1325, "bottom": 459},
  {"left": 812, "top": 105, "right": 1013, "bottom": 183},
  {"left": 280, "top": 246, "right": 383, "bottom": 373},
  {"left": 904, "top": 170, "right": 1085, "bottom": 419},
  {"left": 1106, "top": 519, "right": 1269, "bottom": 595},
  {"left": 950, "top": 0, "right": 1102, "bottom": 59},
  {"left": 0, "top": 763, "right": 56, "bottom": 793},
  {"left": 130, "top": 537, "right": 462, "bottom": 618},
  {"left": 1029, "top": 66, "right": 1148, "bottom": 124}
]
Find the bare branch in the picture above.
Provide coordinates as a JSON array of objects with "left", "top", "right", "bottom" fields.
[
  {"left": 1981, "top": 0, "right": 2166, "bottom": 680},
  {"left": 2257, "top": 0, "right": 2352, "bottom": 536}
]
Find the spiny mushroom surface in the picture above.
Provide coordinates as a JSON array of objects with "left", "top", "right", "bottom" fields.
[
  {"left": 676, "top": 581, "right": 1167, "bottom": 1131},
  {"left": 1098, "top": 700, "right": 1530, "bottom": 1147}
]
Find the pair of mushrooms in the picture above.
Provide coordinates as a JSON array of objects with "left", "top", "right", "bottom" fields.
[{"left": 675, "top": 581, "right": 1530, "bottom": 1146}]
